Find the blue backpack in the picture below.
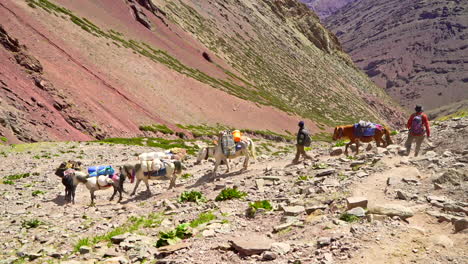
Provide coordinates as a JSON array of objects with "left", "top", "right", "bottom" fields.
[{"left": 411, "top": 115, "right": 425, "bottom": 135}]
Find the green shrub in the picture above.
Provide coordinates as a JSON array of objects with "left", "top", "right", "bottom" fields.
[
  {"left": 189, "top": 211, "right": 216, "bottom": 228},
  {"left": 2, "top": 180, "right": 14, "bottom": 185},
  {"left": 247, "top": 200, "right": 273, "bottom": 217},
  {"left": 32, "top": 190, "right": 46, "bottom": 196},
  {"left": 215, "top": 188, "right": 247, "bottom": 201},
  {"left": 156, "top": 223, "right": 192, "bottom": 248},
  {"left": 5, "top": 173, "right": 30, "bottom": 180},
  {"left": 73, "top": 238, "right": 91, "bottom": 252},
  {"left": 390, "top": 130, "right": 399, "bottom": 136},
  {"left": 339, "top": 213, "right": 360, "bottom": 223},
  {"left": 0, "top": 137, "right": 7, "bottom": 143},
  {"left": 179, "top": 191, "right": 206, "bottom": 203},
  {"left": 181, "top": 173, "right": 192, "bottom": 180},
  {"left": 22, "top": 219, "right": 43, "bottom": 229}
]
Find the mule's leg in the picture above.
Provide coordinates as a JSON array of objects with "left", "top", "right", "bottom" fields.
[
  {"left": 110, "top": 186, "right": 117, "bottom": 201},
  {"left": 242, "top": 152, "right": 249, "bottom": 171},
  {"left": 71, "top": 185, "right": 77, "bottom": 204},
  {"left": 90, "top": 191, "right": 96, "bottom": 206},
  {"left": 131, "top": 179, "right": 141, "bottom": 196},
  {"left": 225, "top": 158, "right": 230, "bottom": 173},
  {"left": 144, "top": 178, "right": 151, "bottom": 195},
  {"left": 169, "top": 173, "right": 176, "bottom": 189},
  {"left": 355, "top": 140, "right": 360, "bottom": 155},
  {"left": 212, "top": 159, "right": 221, "bottom": 179},
  {"left": 345, "top": 142, "right": 351, "bottom": 156}
]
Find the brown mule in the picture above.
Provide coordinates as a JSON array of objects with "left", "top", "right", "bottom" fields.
[{"left": 332, "top": 125, "right": 392, "bottom": 155}]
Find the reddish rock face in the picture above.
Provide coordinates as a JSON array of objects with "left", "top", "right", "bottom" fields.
[{"left": 324, "top": 0, "right": 468, "bottom": 110}]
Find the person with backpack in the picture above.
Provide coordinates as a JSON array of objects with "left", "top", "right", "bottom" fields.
[
  {"left": 292, "top": 121, "right": 313, "bottom": 164},
  {"left": 405, "top": 105, "right": 430, "bottom": 157}
]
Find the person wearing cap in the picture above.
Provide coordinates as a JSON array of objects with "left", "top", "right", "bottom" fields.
[
  {"left": 292, "top": 121, "right": 312, "bottom": 164},
  {"left": 405, "top": 105, "right": 431, "bottom": 157}
]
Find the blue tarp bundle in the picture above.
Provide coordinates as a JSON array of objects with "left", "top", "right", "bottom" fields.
[
  {"left": 354, "top": 123, "right": 377, "bottom": 137},
  {"left": 88, "top": 165, "right": 115, "bottom": 177}
]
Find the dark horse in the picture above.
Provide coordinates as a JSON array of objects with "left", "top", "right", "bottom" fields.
[{"left": 55, "top": 160, "right": 83, "bottom": 204}]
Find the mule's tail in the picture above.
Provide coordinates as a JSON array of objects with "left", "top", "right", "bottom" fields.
[
  {"left": 384, "top": 127, "right": 393, "bottom": 145},
  {"left": 248, "top": 139, "right": 257, "bottom": 160}
]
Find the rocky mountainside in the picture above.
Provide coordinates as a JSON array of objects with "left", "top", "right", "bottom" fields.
[
  {"left": 324, "top": 0, "right": 468, "bottom": 111},
  {"left": 0, "top": 0, "right": 404, "bottom": 143},
  {"left": 0, "top": 116, "right": 466, "bottom": 263},
  {"left": 299, "top": 0, "right": 358, "bottom": 18}
]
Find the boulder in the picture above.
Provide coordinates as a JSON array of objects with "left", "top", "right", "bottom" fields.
[
  {"left": 369, "top": 204, "right": 414, "bottom": 219},
  {"left": 346, "top": 197, "right": 368, "bottom": 210},
  {"left": 230, "top": 235, "right": 273, "bottom": 256},
  {"left": 453, "top": 218, "right": 468, "bottom": 233}
]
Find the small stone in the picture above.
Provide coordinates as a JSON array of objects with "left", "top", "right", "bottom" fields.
[
  {"left": 330, "top": 147, "right": 343, "bottom": 156},
  {"left": 255, "top": 179, "right": 265, "bottom": 192},
  {"left": 79, "top": 246, "right": 92, "bottom": 254},
  {"left": 315, "top": 168, "right": 336, "bottom": 177},
  {"left": 347, "top": 207, "right": 366, "bottom": 217},
  {"left": 369, "top": 204, "right": 414, "bottom": 219},
  {"left": 324, "top": 252, "right": 334, "bottom": 262},
  {"left": 346, "top": 197, "right": 368, "bottom": 210},
  {"left": 202, "top": 229, "right": 216, "bottom": 237},
  {"left": 273, "top": 222, "right": 294, "bottom": 233},
  {"left": 270, "top": 242, "right": 291, "bottom": 255},
  {"left": 387, "top": 176, "right": 400, "bottom": 186},
  {"left": 317, "top": 237, "right": 331, "bottom": 248},
  {"left": 396, "top": 190, "right": 410, "bottom": 200},
  {"left": 262, "top": 251, "right": 278, "bottom": 261},
  {"left": 282, "top": 206, "right": 305, "bottom": 216},
  {"left": 111, "top": 233, "right": 129, "bottom": 244}
]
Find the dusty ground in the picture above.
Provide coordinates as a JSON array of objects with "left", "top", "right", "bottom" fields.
[{"left": 0, "top": 117, "right": 467, "bottom": 264}]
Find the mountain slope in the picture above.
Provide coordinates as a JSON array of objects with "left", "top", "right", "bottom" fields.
[
  {"left": 299, "top": 0, "right": 358, "bottom": 18},
  {"left": 0, "top": 0, "right": 404, "bottom": 143},
  {"left": 324, "top": 0, "right": 468, "bottom": 110}
]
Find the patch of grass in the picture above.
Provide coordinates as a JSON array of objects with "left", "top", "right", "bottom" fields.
[
  {"left": 351, "top": 165, "right": 362, "bottom": 171},
  {"left": 338, "top": 173, "right": 348, "bottom": 181},
  {"left": 0, "top": 137, "right": 7, "bottom": 143},
  {"left": 346, "top": 156, "right": 357, "bottom": 160},
  {"left": 181, "top": 173, "right": 192, "bottom": 180},
  {"left": 22, "top": 219, "right": 43, "bottom": 229},
  {"left": 297, "top": 175, "right": 312, "bottom": 181},
  {"left": 334, "top": 139, "right": 349, "bottom": 147},
  {"left": 2, "top": 180, "right": 14, "bottom": 185},
  {"left": 95, "top": 137, "right": 199, "bottom": 155},
  {"left": 390, "top": 130, "right": 399, "bottom": 136},
  {"left": 436, "top": 109, "right": 468, "bottom": 121},
  {"left": 189, "top": 211, "right": 216, "bottom": 228},
  {"left": 73, "top": 238, "right": 91, "bottom": 252},
  {"left": 3, "top": 173, "right": 30, "bottom": 185},
  {"left": 73, "top": 213, "right": 163, "bottom": 252},
  {"left": 247, "top": 200, "right": 273, "bottom": 217},
  {"left": 240, "top": 129, "right": 294, "bottom": 141},
  {"left": 139, "top": 124, "right": 174, "bottom": 135},
  {"left": 215, "top": 188, "right": 247, "bottom": 201},
  {"left": 32, "top": 190, "right": 46, "bottom": 196},
  {"left": 179, "top": 190, "right": 206, "bottom": 203},
  {"left": 339, "top": 213, "right": 360, "bottom": 223},
  {"left": 312, "top": 163, "right": 328, "bottom": 169},
  {"left": 156, "top": 223, "right": 192, "bottom": 248},
  {"left": 176, "top": 124, "right": 229, "bottom": 137}
]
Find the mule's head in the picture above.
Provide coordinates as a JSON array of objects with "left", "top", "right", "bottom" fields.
[
  {"left": 332, "top": 127, "right": 343, "bottom": 141},
  {"left": 55, "top": 162, "right": 68, "bottom": 177},
  {"left": 120, "top": 165, "right": 135, "bottom": 183}
]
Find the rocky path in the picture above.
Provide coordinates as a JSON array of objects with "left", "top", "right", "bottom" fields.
[{"left": 0, "top": 118, "right": 467, "bottom": 264}]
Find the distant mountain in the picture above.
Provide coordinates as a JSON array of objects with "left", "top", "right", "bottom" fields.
[
  {"left": 324, "top": 0, "right": 468, "bottom": 110},
  {"left": 299, "top": 0, "right": 358, "bottom": 18}
]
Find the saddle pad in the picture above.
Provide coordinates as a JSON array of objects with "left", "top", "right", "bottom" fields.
[
  {"left": 144, "top": 168, "right": 167, "bottom": 177},
  {"left": 354, "top": 123, "right": 383, "bottom": 137},
  {"left": 88, "top": 165, "right": 115, "bottom": 177}
]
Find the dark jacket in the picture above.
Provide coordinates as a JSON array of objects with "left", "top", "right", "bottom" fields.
[{"left": 297, "top": 128, "right": 309, "bottom": 145}]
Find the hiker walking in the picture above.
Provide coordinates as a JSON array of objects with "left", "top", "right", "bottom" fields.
[
  {"left": 405, "top": 105, "right": 430, "bottom": 157},
  {"left": 292, "top": 121, "right": 312, "bottom": 164}
]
